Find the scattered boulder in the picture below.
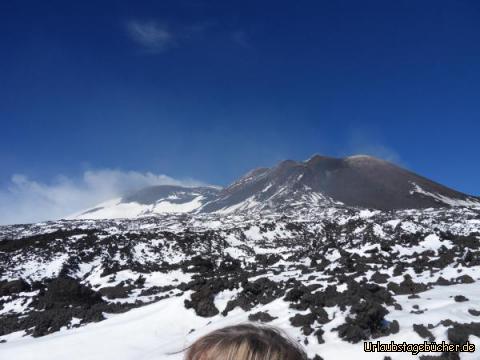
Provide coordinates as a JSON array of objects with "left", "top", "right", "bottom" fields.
[
  {"left": 34, "top": 277, "right": 104, "bottom": 310},
  {"left": 98, "top": 283, "right": 134, "bottom": 299},
  {"left": 388, "top": 275, "right": 429, "bottom": 295},
  {"left": 248, "top": 311, "right": 277, "bottom": 323},
  {"left": 454, "top": 295, "right": 468, "bottom": 303},
  {"left": 222, "top": 278, "right": 284, "bottom": 315},
  {"left": 435, "top": 277, "right": 453, "bottom": 286},
  {"left": 455, "top": 275, "right": 474, "bottom": 284},
  {"left": 468, "top": 309, "right": 480, "bottom": 316},
  {"left": 290, "top": 313, "right": 316, "bottom": 328},
  {"left": 334, "top": 301, "right": 399, "bottom": 343},
  {"left": 447, "top": 322, "right": 480, "bottom": 345},
  {"left": 184, "top": 286, "right": 219, "bottom": 317},
  {"left": 255, "top": 254, "right": 282, "bottom": 267},
  {"left": 371, "top": 272, "right": 389, "bottom": 284},
  {"left": 314, "top": 328, "right": 325, "bottom": 344},
  {"left": 182, "top": 256, "right": 215, "bottom": 274},
  {"left": 0, "top": 279, "right": 31, "bottom": 296},
  {"left": 413, "top": 324, "right": 435, "bottom": 341}
]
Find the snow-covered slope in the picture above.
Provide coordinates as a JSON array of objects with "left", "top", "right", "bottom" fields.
[
  {"left": 2, "top": 205, "right": 480, "bottom": 359},
  {"left": 69, "top": 185, "right": 219, "bottom": 220},
  {"left": 2, "top": 282, "right": 479, "bottom": 360}
]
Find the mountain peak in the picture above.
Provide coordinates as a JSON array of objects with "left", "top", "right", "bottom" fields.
[{"left": 71, "top": 153, "right": 480, "bottom": 220}]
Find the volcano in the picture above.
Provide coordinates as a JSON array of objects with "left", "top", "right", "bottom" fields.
[{"left": 72, "top": 155, "right": 479, "bottom": 220}]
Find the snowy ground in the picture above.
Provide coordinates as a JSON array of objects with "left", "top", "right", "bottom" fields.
[
  {"left": 1, "top": 283, "right": 480, "bottom": 360},
  {"left": 1, "top": 205, "right": 480, "bottom": 359}
]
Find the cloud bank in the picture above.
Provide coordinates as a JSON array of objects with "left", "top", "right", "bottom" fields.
[{"left": 0, "top": 170, "right": 205, "bottom": 225}]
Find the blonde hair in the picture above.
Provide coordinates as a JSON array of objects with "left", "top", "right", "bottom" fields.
[{"left": 184, "top": 323, "right": 307, "bottom": 360}]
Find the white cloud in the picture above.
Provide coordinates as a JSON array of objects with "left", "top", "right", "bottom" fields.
[
  {"left": 0, "top": 169, "right": 206, "bottom": 225},
  {"left": 126, "top": 21, "right": 173, "bottom": 52},
  {"left": 348, "top": 143, "right": 402, "bottom": 164},
  {"left": 344, "top": 128, "right": 403, "bottom": 165}
]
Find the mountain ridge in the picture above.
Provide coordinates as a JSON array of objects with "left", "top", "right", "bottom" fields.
[{"left": 71, "top": 154, "right": 480, "bottom": 220}]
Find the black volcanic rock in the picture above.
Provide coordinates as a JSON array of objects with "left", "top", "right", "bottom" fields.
[
  {"left": 413, "top": 324, "right": 435, "bottom": 341},
  {"left": 0, "top": 278, "right": 30, "bottom": 296},
  {"left": 248, "top": 311, "right": 277, "bottom": 323},
  {"left": 35, "top": 277, "right": 105, "bottom": 309}
]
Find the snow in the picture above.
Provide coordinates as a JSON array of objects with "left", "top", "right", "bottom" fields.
[
  {"left": 262, "top": 183, "right": 273, "bottom": 192},
  {"left": 71, "top": 196, "right": 205, "bottom": 220},
  {"left": 2, "top": 204, "right": 480, "bottom": 360},
  {"left": 422, "top": 233, "right": 452, "bottom": 250},
  {"left": 152, "top": 196, "right": 204, "bottom": 213},
  {"left": 359, "top": 209, "right": 377, "bottom": 218},
  {"left": 243, "top": 226, "right": 264, "bottom": 241},
  {"left": 400, "top": 221, "right": 421, "bottom": 233},
  {"left": 16, "top": 254, "right": 69, "bottom": 281},
  {"left": 3, "top": 282, "right": 479, "bottom": 360},
  {"left": 410, "top": 182, "right": 480, "bottom": 207},
  {"left": 393, "top": 234, "right": 453, "bottom": 257},
  {"left": 385, "top": 219, "right": 401, "bottom": 228},
  {"left": 0, "top": 296, "right": 33, "bottom": 315},
  {"left": 215, "top": 196, "right": 260, "bottom": 214}
]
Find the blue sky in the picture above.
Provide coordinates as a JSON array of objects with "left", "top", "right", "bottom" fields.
[{"left": 1, "top": 1, "right": 479, "bottom": 223}]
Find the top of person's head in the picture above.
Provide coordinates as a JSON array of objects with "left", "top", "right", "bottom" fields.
[{"left": 184, "top": 323, "right": 308, "bottom": 360}]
